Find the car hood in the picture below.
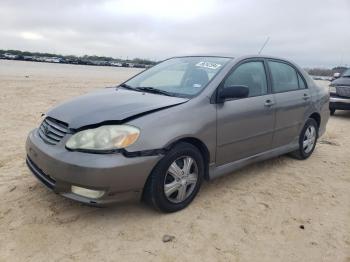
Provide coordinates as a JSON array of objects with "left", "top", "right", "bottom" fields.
[
  {"left": 47, "top": 88, "right": 189, "bottom": 129},
  {"left": 332, "top": 77, "right": 350, "bottom": 86}
]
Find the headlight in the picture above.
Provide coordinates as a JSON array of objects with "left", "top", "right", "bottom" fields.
[
  {"left": 66, "top": 125, "right": 140, "bottom": 151},
  {"left": 329, "top": 86, "right": 336, "bottom": 94}
]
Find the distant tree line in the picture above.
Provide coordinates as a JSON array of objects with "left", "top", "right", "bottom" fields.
[
  {"left": 1, "top": 49, "right": 348, "bottom": 74},
  {"left": 304, "top": 66, "right": 348, "bottom": 76},
  {"left": 0, "top": 49, "right": 157, "bottom": 68}
]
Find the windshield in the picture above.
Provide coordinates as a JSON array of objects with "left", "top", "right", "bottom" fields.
[
  {"left": 342, "top": 69, "right": 350, "bottom": 77},
  {"left": 123, "top": 56, "right": 231, "bottom": 97}
]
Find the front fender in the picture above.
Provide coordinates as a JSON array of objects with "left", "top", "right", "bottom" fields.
[{"left": 125, "top": 99, "right": 217, "bottom": 163}]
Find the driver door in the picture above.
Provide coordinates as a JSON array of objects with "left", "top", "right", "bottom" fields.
[{"left": 216, "top": 59, "right": 276, "bottom": 166}]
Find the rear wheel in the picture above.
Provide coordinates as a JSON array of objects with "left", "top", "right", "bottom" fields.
[
  {"left": 143, "top": 142, "right": 204, "bottom": 213},
  {"left": 290, "top": 118, "right": 318, "bottom": 160}
]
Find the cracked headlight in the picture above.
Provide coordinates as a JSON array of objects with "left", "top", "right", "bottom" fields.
[{"left": 66, "top": 125, "right": 140, "bottom": 151}]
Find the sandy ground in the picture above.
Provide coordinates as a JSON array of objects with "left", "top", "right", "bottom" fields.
[{"left": 0, "top": 60, "right": 349, "bottom": 262}]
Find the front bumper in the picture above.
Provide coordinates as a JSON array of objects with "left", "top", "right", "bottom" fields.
[
  {"left": 330, "top": 94, "right": 350, "bottom": 110},
  {"left": 25, "top": 129, "right": 162, "bottom": 205}
]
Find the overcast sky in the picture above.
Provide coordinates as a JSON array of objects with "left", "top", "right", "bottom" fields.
[{"left": 1, "top": 0, "right": 349, "bottom": 67}]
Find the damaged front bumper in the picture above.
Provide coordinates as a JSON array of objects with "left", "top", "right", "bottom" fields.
[{"left": 25, "top": 129, "right": 162, "bottom": 205}]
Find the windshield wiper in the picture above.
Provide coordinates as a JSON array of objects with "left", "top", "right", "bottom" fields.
[
  {"left": 135, "top": 87, "right": 174, "bottom": 97},
  {"left": 119, "top": 84, "right": 175, "bottom": 97},
  {"left": 119, "top": 83, "right": 135, "bottom": 90}
]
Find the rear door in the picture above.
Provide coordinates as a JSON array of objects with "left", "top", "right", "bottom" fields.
[
  {"left": 216, "top": 59, "right": 276, "bottom": 166},
  {"left": 267, "top": 60, "right": 311, "bottom": 148}
]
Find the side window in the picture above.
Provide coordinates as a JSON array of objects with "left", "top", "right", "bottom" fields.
[
  {"left": 224, "top": 61, "right": 268, "bottom": 97},
  {"left": 268, "top": 61, "right": 299, "bottom": 93},
  {"left": 297, "top": 74, "right": 306, "bottom": 89}
]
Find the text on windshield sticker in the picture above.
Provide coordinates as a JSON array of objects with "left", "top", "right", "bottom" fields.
[{"left": 195, "top": 61, "right": 222, "bottom": 70}]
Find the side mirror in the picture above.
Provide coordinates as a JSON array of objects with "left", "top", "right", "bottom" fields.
[
  {"left": 218, "top": 85, "right": 249, "bottom": 102},
  {"left": 333, "top": 72, "right": 341, "bottom": 79}
]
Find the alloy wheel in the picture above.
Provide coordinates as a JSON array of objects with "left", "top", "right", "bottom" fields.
[
  {"left": 303, "top": 125, "right": 316, "bottom": 154},
  {"left": 164, "top": 156, "right": 198, "bottom": 203}
]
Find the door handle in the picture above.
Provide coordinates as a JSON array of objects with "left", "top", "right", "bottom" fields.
[
  {"left": 303, "top": 93, "right": 311, "bottom": 100},
  {"left": 264, "top": 99, "right": 275, "bottom": 107}
]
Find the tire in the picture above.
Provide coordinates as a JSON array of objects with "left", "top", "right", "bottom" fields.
[
  {"left": 143, "top": 142, "right": 204, "bottom": 213},
  {"left": 290, "top": 118, "right": 318, "bottom": 160},
  {"left": 330, "top": 108, "right": 336, "bottom": 115}
]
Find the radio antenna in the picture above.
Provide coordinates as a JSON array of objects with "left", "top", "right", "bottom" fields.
[{"left": 258, "top": 36, "right": 270, "bottom": 54}]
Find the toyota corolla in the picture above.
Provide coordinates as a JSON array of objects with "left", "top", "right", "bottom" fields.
[{"left": 26, "top": 55, "right": 329, "bottom": 212}]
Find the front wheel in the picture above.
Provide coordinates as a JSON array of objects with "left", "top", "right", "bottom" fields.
[
  {"left": 143, "top": 142, "right": 204, "bottom": 213},
  {"left": 290, "top": 118, "right": 318, "bottom": 160},
  {"left": 330, "top": 108, "right": 336, "bottom": 115}
]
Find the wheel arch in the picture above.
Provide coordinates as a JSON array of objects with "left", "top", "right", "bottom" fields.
[
  {"left": 141, "top": 136, "right": 210, "bottom": 204},
  {"left": 309, "top": 112, "right": 321, "bottom": 129},
  {"left": 167, "top": 137, "right": 210, "bottom": 181}
]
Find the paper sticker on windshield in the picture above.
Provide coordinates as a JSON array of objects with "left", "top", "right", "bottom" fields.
[{"left": 196, "top": 61, "right": 222, "bottom": 70}]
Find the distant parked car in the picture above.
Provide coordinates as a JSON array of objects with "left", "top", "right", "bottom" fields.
[
  {"left": 331, "top": 72, "right": 341, "bottom": 81},
  {"left": 329, "top": 68, "right": 350, "bottom": 115},
  {"left": 312, "top": 76, "right": 323, "bottom": 80},
  {"left": 26, "top": 55, "right": 329, "bottom": 212}
]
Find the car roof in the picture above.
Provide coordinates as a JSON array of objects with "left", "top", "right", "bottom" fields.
[
  {"left": 171, "top": 55, "right": 234, "bottom": 59},
  {"left": 171, "top": 54, "right": 294, "bottom": 63},
  {"left": 170, "top": 55, "right": 305, "bottom": 78}
]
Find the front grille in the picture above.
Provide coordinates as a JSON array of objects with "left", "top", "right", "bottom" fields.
[
  {"left": 38, "top": 117, "right": 69, "bottom": 145},
  {"left": 336, "top": 86, "right": 350, "bottom": 98}
]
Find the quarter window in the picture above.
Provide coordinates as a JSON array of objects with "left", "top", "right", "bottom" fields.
[
  {"left": 224, "top": 61, "right": 268, "bottom": 97},
  {"left": 268, "top": 61, "right": 299, "bottom": 93}
]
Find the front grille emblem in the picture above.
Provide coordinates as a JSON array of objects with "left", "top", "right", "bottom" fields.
[
  {"left": 38, "top": 117, "right": 68, "bottom": 145},
  {"left": 43, "top": 124, "right": 50, "bottom": 135}
]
